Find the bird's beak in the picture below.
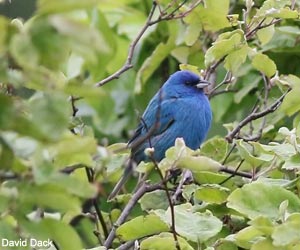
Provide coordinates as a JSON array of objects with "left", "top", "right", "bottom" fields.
[{"left": 196, "top": 79, "right": 210, "bottom": 89}]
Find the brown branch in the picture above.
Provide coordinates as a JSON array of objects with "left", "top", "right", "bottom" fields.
[
  {"left": 60, "top": 164, "right": 85, "bottom": 174},
  {"left": 205, "top": 57, "right": 225, "bottom": 81},
  {"left": 149, "top": 0, "right": 202, "bottom": 25},
  {"left": 95, "top": 1, "right": 202, "bottom": 87},
  {"left": 241, "top": 75, "right": 270, "bottom": 142},
  {"left": 219, "top": 159, "right": 246, "bottom": 185},
  {"left": 104, "top": 182, "right": 164, "bottom": 248},
  {"left": 208, "top": 71, "right": 234, "bottom": 98},
  {"left": 95, "top": 2, "right": 157, "bottom": 87},
  {"left": 246, "top": 18, "right": 281, "bottom": 39},
  {"left": 225, "top": 88, "right": 291, "bottom": 143}
]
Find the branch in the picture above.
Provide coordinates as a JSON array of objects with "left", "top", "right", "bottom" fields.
[
  {"left": 246, "top": 18, "right": 281, "bottom": 40},
  {"left": 95, "top": 1, "right": 203, "bottom": 87},
  {"left": 225, "top": 88, "right": 291, "bottom": 143},
  {"left": 95, "top": 2, "right": 157, "bottom": 87},
  {"left": 104, "top": 182, "right": 164, "bottom": 248},
  {"left": 208, "top": 71, "right": 234, "bottom": 98},
  {"left": 85, "top": 167, "right": 109, "bottom": 242}
]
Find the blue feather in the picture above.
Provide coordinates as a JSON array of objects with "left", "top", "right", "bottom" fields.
[
  {"left": 129, "top": 70, "right": 212, "bottom": 162},
  {"left": 109, "top": 70, "right": 212, "bottom": 199}
]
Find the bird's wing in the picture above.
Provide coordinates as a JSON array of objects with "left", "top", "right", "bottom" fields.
[{"left": 128, "top": 96, "right": 177, "bottom": 146}]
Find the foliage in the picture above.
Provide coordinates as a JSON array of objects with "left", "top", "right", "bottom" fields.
[{"left": 0, "top": 0, "right": 300, "bottom": 250}]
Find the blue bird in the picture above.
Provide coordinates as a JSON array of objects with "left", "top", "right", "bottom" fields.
[{"left": 109, "top": 70, "right": 212, "bottom": 199}]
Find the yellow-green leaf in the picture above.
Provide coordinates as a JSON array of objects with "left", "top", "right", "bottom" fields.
[
  {"left": 116, "top": 214, "right": 169, "bottom": 241},
  {"left": 252, "top": 53, "right": 277, "bottom": 77}
]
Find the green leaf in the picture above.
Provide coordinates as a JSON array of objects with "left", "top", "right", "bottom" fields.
[
  {"left": 200, "top": 137, "right": 229, "bottom": 162},
  {"left": 234, "top": 73, "right": 260, "bottom": 103},
  {"left": 279, "top": 75, "right": 300, "bottom": 116},
  {"left": 49, "top": 15, "right": 112, "bottom": 63},
  {"left": 0, "top": 194, "right": 10, "bottom": 213},
  {"left": 194, "top": 184, "right": 230, "bottom": 204},
  {"left": 227, "top": 182, "right": 300, "bottom": 220},
  {"left": 250, "top": 216, "right": 274, "bottom": 235},
  {"left": 49, "top": 133, "right": 97, "bottom": 167},
  {"left": 0, "top": 220, "right": 18, "bottom": 242},
  {"left": 267, "top": 7, "right": 298, "bottom": 19},
  {"left": 197, "top": 0, "right": 231, "bottom": 31},
  {"left": 236, "top": 140, "right": 274, "bottom": 167},
  {"left": 252, "top": 53, "right": 277, "bottom": 77},
  {"left": 140, "top": 232, "right": 194, "bottom": 250},
  {"left": 251, "top": 238, "right": 282, "bottom": 250},
  {"left": 272, "top": 213, "right": 300, "bottom": 246},
  {"left": 0, "top": 16, "right": 8, "bottom": 54},
  {"left": 22, "top": 218, "right": 82, "bottom": 250},
  {"left": 255, "top": 0, "right": 291, "bottom": 17},
  {"left": 178, "top": 156, "right": 221, "bottom": 172},
  {"left": 0, "top": 95, "right": 13, "bottom": 129},
  {"left": 193, "top": 171, "right": 235, "bottom": 189},
  {"left": 182, "top": 184, "right": 198, "bottom": 202},
  {"left": 234, "top": 226, "right": 264, "bottom": 249},
  {"left": 116, "top": 214, "right": 169, "bottom": 241},
  {"left": 156, "top": 203, "right": 223, "bottom": 242},
  {"left": 29, "top": 18, "right": 71, "bottom": 70},
  {"left": 205, "top": 30, "right": 244, "bottom": 67},
  {"left": 135, "top": 21, "right": 178, "bottom": 93},
  {"left": 37, "top": 0, "right": 99, "bottom": 14},
  {"left": 282, "top": 154, "right": 300, "bottom": 170},
  {"left": 257, "top": 24, "right": 275, "bottom": 45},
  {"left": 19, "top": 184, "right": 81, "bottom": 214},
  {"left": 139, "top": 190, "right": 169, "bottom": 211},
  {"left": 28, "top": 93, "right": 71, "bottom": 141},
  {"left": 224, "top": 45, "right": 249, "bottom": 75},
  {"left": 9, "top": 32, "right": 39, "bottom": 69},
  {"left": 40, "top": 173, "right": 97, "bottom": 198}
]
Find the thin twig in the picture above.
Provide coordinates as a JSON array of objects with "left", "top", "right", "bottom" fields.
[
  {"left": 70, "top": 95, "right": 79, "bottom": 117},
  {"left": 149, "top": 0, "right": 202, "bottom": 25},
  {"left": 118, "top": 240, "right": 135, "bottom": 250},
  {"left": 205, "top": 57, "right": 225, "bottom": 81},
  {"left": 95, "top": 2, "right": 157, "bottom": 87},
  {"left": 225, "top": 88, "right": 291, "bottom": 143},
  {"left": 60, "top": 164, "right": 85, "bottom": 174},
  {"left": 222, "top": 143, "right": 237, "bottom": 165},
  {"left": 246, "top": 18, "right": 281, "bottom": 39},
  {"left": 219, "top": 165, "right": 252, "bottom": 179},
  {"left": 219, "top": 160, "right": 245, "bottom": 185},
  {"left": 209, "top": 89, "right": 237, "bottom": 98},
  {"left": 209, "top": 71, "right": 233, "bottom": 94},
  {"left": 85, "top": 168, "right": 109, "bottom": 241},
  {"left": 241, "top": 75, "right": 270, "bottom": 141},
  {"left": 95, "top": 1, "right": 202, "bottom": 87}
]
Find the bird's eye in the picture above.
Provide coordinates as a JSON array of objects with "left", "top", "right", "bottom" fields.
[{"left": 185, "top": 80, "right": 197, "bottom": 86}]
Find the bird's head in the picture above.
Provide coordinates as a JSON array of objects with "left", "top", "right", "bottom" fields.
[{"left": 165, "top": 70, "right": 210, "bottom": 92}]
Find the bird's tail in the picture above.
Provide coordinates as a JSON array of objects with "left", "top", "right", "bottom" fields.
[{"left": 108, "top": 158, "right": 135, "bottom": 200}]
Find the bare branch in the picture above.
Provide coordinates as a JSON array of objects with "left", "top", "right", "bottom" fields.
[
  {"left": 209, "top": 71, "right": 234, "bottom": 98},
  {"left": 95, "top": 2, "right": 157, "bottom": 87},
  {"left": 225, "top": 88, "right": 291, "bottom": 143},
  {"left": 95, "top": 1, "right": 203, "bottom": 87},
  {"left": 246, "top": 18, "right": 281, "bottom": 39}
]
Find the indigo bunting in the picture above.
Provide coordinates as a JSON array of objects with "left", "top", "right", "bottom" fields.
[{"left": 109, "top": 70, "right": 212, "bottom": 199}]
